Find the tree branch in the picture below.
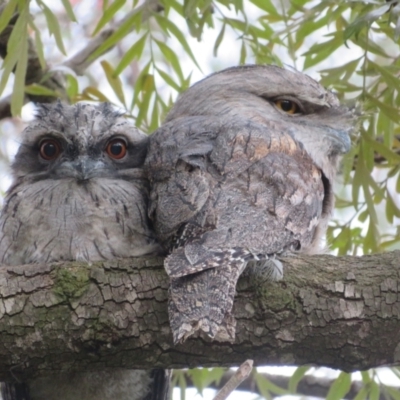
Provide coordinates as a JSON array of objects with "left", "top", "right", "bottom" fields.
[{"left": 0, "top": 251, "right": 398, "bottom": 383}]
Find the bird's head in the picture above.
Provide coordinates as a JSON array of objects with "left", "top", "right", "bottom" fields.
[
  {"left": 165, "top": 64, "right": 356, "bottom": 182},
  {"left": 12, "top": 102, "right": 148, "bottom": 183}
]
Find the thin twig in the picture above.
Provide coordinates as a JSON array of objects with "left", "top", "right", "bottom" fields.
[{"left": 212, "top": 360, "right": 253, "bottom": 400}]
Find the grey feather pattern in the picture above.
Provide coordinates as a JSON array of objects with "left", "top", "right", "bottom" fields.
[
  {"left": 146, "top": 64, "right": 356, "bottom": 344},
  {"left": 0, "top": 102, "right": 167, "bottom": 400}
]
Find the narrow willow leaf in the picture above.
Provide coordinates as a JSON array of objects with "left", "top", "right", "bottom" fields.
[
  {"left": 334, "top": 227, "right": 352, "bottom": 255},
  {"left": 38, "top": 0, "right": 67, "bottom": 55},
  {"left": 386, "top": 191, "right": 400, "bottom": 223},
  {"left": 288, "top": 366, "right": 311, "bottom": 393},
  {"left": 66, "top": 74, "right": 79, "bottom": 100},
  {"left": 225, "top": 17, "right": 247, "bottom": 32},
  {"left": 187, "top": 369, "right": 208, "bottom": 394},
  {"left": 10, "top": 3, "right": 29, "bottom": 116},
  {"left": 89, "top": 9, "right": 142, "bottom": 60},
  {"left": 114, "top": 34, "right": 147, "bottom": 76},
  {"left": 369, "top": 381, "right": 380, "bottom": 400},
  {"left": 101, "top": 60, "right": 126, "bottom": 106},
  {"left": 156, "top": 16, "right": 201, "bottom": 71},
  {"left": 0, "top": 54, "right": 17, "bottom": 96},
  {"left": 82, "top": 86, "right": 110, "bottom": 102},
  {"left": 213, "top": 23, "right": 225, "bottom": 57},
  {"left": 255, "top": 371, "right": 288, "bottom": 398},
  {"left": 0, "top": 0, "right": 18, "bottom": 36},
  {"left": 353, "top": 386, "right": 369, "bottom": 400},
  {"left": 136, "top": 74, "right": 155, "bottom": 128},
  {"left": 178, "top": 371, "right": 187, "bottom": 400},
  {"left": 363, "top": 134, "right": 400, "bottom": 163},
  {"left": 149, "top": 96, "right": 159, "bottom": 132},
  {"left": 397, "top": 174, "right": 400, "bottom": 193},
  {"left": 303, "top": 35, "right": 343, "bottom": 69},
  {"left": 92, "top": 0, "right": 126, "bottom": 35},
  {"left": 249, "top": 0, "right": 279, "bottom": 16},
  {"left": 155, "top": 39, "right": 184, "bottom": 82},
  {"left": 326, "top": 372, "right": 352, "bottom": 400},
  {"left": 239, "top": 40, "right": 246, "bottom": 64},
  {"left": 366, "top": 94, "right": 400, "bottom": 124},
  {"left": 255, "top": 372, "right": 272, "bottom": 400},
  {"left": 28, "top": 17, "right": 46, "bottom": 70},
  {"left": 386, "top": 385, "right": 400, "bottom": 400},
  {"left": 25, "top": 84, "right": 58, "bottom": 97},
  {"left": 156, "top": 67, "right": 181, "bottom": 92},
  {"left": 131, "top": 61, "right": 151, "bottom": 111},
  {"left": 354, "top": 34, "right": 390, "bottom": 58},
  {"left": 368, "top": 61, "right": 400, "bottom": 89},
  {"left": 363, "top": 177, "right": 378, "bottom": 227},
  {"left": 296, "top": 12, "right": 334, "bottom": 40},
  {"left": 60, "top": 0, "right": 77, "bottom": 22}
]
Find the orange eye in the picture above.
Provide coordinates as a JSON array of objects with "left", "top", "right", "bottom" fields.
[
  {"left": 106, "top": 139, "right": 127, "bottom": 160},
  {"left": 274, "top": 99, "right": 300, "bottom": 115},
  {"left": 39, "top": 139, "right": 61, "bottom": 161}
]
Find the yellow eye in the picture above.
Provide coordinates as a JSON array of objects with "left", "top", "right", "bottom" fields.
[{"left": 274, "top": 99, "right": 300, "bottom": 115}]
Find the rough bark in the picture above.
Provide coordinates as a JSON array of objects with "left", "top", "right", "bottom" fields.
[{"left": 0, "top": 251, "right": 398, "bottom": 383}]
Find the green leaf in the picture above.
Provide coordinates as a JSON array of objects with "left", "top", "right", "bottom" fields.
[
  {"left": 154, "top": 39, "right": 184, "bottom": 82},
  {"left": 156, "top": 15, "right": 201, "bottom": 71},
  {"left": 239, "top": 40, "right": 246, "bottom": 64},
  {"left": 92, "top": 0, "right": 126, "bottom": 35},
  {"left": 366, "top": 94, "right": 400, "bottom": 124},
  {"left": 28, "top": 17, "right": 46, "bottom": 70},
  {"left": 114, "top": 34, "right": 147, "bottom": 76},
  {"left": 60, "top": 0, "right": 77, "bottom": 22},
  {"left": 353, "top": 386, "right": 369, "bottom": 400},
  {"left": 131, "top": 60, "right": 151, "bottom": 111},
  {"left": 303, "top": 34, "right": 343, "bottom": 69},
  {"left": 101, "top": 60, "right": 126, "bottom": 106},
  {"left": 65, "top": 74, "right": 79, "bottom": 100},
  {"left": 10, "top": 3, "right": 29, "bottom": 116},
  {"left": 386, "top": 191, "right": 400, "bottom": 223},
  {"left": 332, "top": 227, "right": 352, "bottom": 255},
  {"left": 397, "top": 173, "right": 400, "bottom": 193},
  {"left": 81, "top": 86, "right": 110, "bottom": 102},
  {"left": 37, "top": 0, "right": 67, "bottom": 55},
  {"left": 288, "top": 366, "right": 311, "bottom": 393},
  {"left": 255, "top": 371, "right": 287, "bottom": 398},
  {"left": 249, "top": 0, "right": 279, "bottom": 16},
  {"left": 213, "top": 22, "right": 225, "bottom": 57},
  {"left": 362, "top": 135, "right": 400, "bottom": 164},
  {"left": 25, "top": 84, "right": 58, "bottom": 97},
  {"left": 0, "top": 0, "right": 17, "bottom": 36},
  {"left": 385, "top": 386, "right": 400, "bottom": 400},
  {"left": 326, "top": 372, "right": 352, "bottom": 400},
  {"left": 369, "top": 381, "right": 380, "bottom": 400},
  {"left": 368, "top": 61, "right": 400, "bottom": 90},
  {"left": 156, "top": 67, "right": 181, "bottom": 92},
  {"left": 136, "top": 74, "right": 155, "bottom": 129},
  {"left": 345, "top": 4, "right": 390, "bottom": 41},
  {"left": 89, "top": 9, "right": 143, "bottom": 61}
]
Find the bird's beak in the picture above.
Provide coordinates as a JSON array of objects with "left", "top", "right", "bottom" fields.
[{"left": 57, "top": 156, "right": 106, "bottom": 181}]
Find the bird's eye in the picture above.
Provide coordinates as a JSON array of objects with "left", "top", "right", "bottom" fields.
[
  {"left": 274, "top": 99, "right": 300, "bottom": 115},
  {"left": 39, "top": 139, "right": 61, "bottom": 161},
  {"left": 106, "top": 139, "right": 127, "bottom": 160}
]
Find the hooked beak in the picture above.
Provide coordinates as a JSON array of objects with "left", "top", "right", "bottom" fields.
[{"left": 56, "top": 156, "right": 107, "bottom": 181}]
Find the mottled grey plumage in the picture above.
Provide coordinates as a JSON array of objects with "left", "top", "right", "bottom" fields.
[
  {"left": 145, "top": 64, "right": 355, "bottom": 344},
  {"left": 0, "top": 102, "right": 167, "bottom": 400}
]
